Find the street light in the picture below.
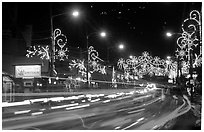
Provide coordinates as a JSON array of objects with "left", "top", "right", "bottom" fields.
[
  {"left": 86, "top": 31, "right": 107, "bottom": 88},
  {"left": 100, "top": 31, "right": 106, "bottom": 37},
  {"left": 107, "top": 43, "right": 125, "bottom": 63},
  {"left": 167, "top": 56, "right": 171, "bottom": 60},
  {"left": 129, "top": 55, "right": 133, "bottom": 59},
  {"left": 166, "top": 32, "right": 173, "bottom": 37},
  {"left": 72, "top": 10, "right": 79, "bottom": 17},
  {"left": 50, "top": 9, "right": 80, "bottom": 76},
  {"left": 118, "top": 43, "right": 125, "bottom": 49}
]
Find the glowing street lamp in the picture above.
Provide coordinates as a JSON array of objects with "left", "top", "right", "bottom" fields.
[
  {"left": 119, "top": 44, "right": 124, "bottom": 49},
  {"left": 100, "top": 31, "right": 106, "bottom": 37},
  {"left": 86, "top": 31, "right": 107, "bottom": 87},
  {"left": 166, "top": 32, "right": 173, "bottom": 37},
  {"left": 167, "top": 56, "right": 171, "bottom": 60},
  {"left": 72, "top": 10, "right": 79, "bottom": 17}
]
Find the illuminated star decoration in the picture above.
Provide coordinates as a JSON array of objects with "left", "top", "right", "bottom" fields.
[
  {"left": 69, "top": 59, "right": 87, "bottom": 77},
  {"left": 26, "top": 45, "right": 50, "bottom": 60},
  {"left": 54, "top": 28, "right": 69, "bottom": 61}
]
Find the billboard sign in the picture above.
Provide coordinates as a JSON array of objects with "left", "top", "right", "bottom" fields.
[{"left": 15, "top": 65, "right": 41, "bottom": 78}]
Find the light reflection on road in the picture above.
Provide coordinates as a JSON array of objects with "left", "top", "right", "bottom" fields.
[{"left": 2, "top": 88, "right": 191, "bottom": 130}]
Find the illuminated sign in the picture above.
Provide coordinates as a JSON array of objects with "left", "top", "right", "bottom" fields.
[{"left": 15, "top": 65, "right": 41, "bottom": 78}]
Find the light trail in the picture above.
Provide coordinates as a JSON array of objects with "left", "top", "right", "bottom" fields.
[
  {"left": 128, "top": 108, "right": 145, "bottom": 114},
  {"left": 66, "top": 104, "right": 90, "bottom": 111},
  {"left": 31, "top": 112, "right": 43, "bottom": 116},
  {"left": 103, "top": 100, "right": 111, "bottom": 103},
  {"left": 90, "top": 98, "right": 100, "bottom": 103},
  {"left": 2, "top": 100, "right": 31, "bottom": 107},
  {"left": 51, "top": 103, "right": 79, "bottom": 110},
  {"left": 14, "top": 110, "right": 31, "bottom": 115},
  {"left": 122, "top": 117, "right": 145, "bottom": 130}
]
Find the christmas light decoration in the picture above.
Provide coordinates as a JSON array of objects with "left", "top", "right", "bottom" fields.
[
  {"left": 54, "top": 28, "right": 69, "bottom": 61},
  {"left": 117, "top": 51, "right": 167, "bottom": 79},
  {"left": 176, "top": 10, "right": 202, "bottom": 69},
  {"left": 26, "top": 45, "right": 50, "bottom": 60},
  {"left": 193, "top": 51, "right": 202, "bottom": 67},
  {"left": 69, "top": 59, "right": 87, "bottom": 76},
  {"left": 88, "top": 46, "right": 106, "bottom": 74}
]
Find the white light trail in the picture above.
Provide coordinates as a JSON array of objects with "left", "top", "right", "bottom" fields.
[
  {"left": 90, "top": 98, "right": 100, "bottom": 103},
  {"left": 103, "top": 100, "right": 111, "bottom": 103},
  {"left": 31, "top": 112, "right": 43, "bottom": 116},
  {"left": 122, "top": 117, "right": 144, "bottom": 130},
  {"left": 48, "top": 97, "right": 65, "bottom": 102},
  {"left": 66, "top": 104, "right": 90, "bottom": 111},
  {"left": 51, "top": 103, "right": 79, "bottom": 110},
  {"left": 2, "top": 100, "right": 31, "bottom": 107},
  {"left": 39, "top": 109, "right": 46, "bottom": 111},
  {"left": 81, "top": 100, "right": 86, "bottom": 102},
  {"left": 14, "top": 110, "right": 31, "bottom": 115},
  {"left": 128, "top": 108, "right": 145, "bottom": 114},
  {"left": 29, "top": 98, "right": 48, "bottom": 103}
]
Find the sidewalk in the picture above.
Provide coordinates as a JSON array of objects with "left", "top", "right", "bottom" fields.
[{"left": 171, "top": 110, "right": 201, "bottom": 130}]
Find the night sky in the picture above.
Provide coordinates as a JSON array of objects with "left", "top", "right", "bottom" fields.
[{"left": 2, "top": 2, "right": 202, "bottom": 62}]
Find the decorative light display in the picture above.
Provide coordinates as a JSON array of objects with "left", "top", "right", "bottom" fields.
[
  {"left": 88, "top": 46, "right": 106, "bottom": 74},
  {"left": 193, "top": 50, "right": 202, "bottom": 67},
  {"left": 165, "top": 58, "right": 178, "bottom": 80},
  {"left": 69, "top": 46, "right": 107, "bottom": 81},
  {"left": 26, "top": 45, "right": 50, "bottom": 60},
  {"left": 54, "top": 28, "right": 69, "bottom": 61},
  {"left": 117, "top": 51, "right": 167, "bottom": 78},
  {"left": 69, "top": 59, "right": 87, "bottom": 77},
  {"left": 176, "top": 10, "right": 202, "bottom": 72}
]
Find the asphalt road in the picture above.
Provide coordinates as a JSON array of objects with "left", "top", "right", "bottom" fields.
[{"left": 2, "top": 88, "right": 191, "bottom": 130}]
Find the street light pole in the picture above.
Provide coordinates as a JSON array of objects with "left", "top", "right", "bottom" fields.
[
  {"left": 189, "top": 48, "right": 193, "bottom": 102},
  {"left": 86, "top": 31, "right": 107, "bottom": 88},
  {"left": 86, "top": 35, "right": 90, "bottom": 88},
  {"left": 50, "top": 8, "right": 80, "bottom": 77},
  {"left": 50, "top": 6, "right": 55, "bottom": 77}
]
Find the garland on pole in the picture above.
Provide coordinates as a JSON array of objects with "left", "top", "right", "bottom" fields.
[
  {"left": 88, "top": 46, "right": 106, "bottom": 74},
  {"left": 54, "top": 29, "right": 69, "bottom": 61},
  {"left": 26, "top": 28, "right": 69, "bottom": 62},
  {"left": 176, "top": 10, "right": 202, "bottom": 72}
]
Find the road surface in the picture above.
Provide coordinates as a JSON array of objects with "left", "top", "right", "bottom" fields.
[{"left": 2, "top": 87, "right": 191, "bottom": 130}]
